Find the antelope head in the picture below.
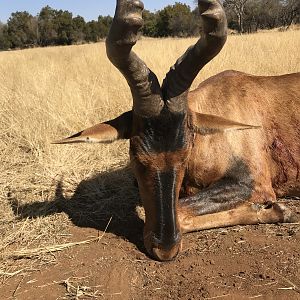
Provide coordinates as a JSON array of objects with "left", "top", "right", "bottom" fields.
[{"left": 54, "top": 0, "right": 255, "bottom": 261}]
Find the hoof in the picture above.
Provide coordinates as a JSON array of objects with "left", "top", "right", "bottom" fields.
[{"left": 256, "top": 202, "right": 298, "bottom": 223}]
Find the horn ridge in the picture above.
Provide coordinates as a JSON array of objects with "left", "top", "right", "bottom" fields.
[
  {"left": 106, "top": 0, "right": 164, "bottom": 117},
  {"left": 162, "top": 0, "right": 227, "bottom": 112}
]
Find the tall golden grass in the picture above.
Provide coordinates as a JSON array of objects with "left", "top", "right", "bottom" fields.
[{"left": 0, "top": 30, "right": 299, "bottom": 276}]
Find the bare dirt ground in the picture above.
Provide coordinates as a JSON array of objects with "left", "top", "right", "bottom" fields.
[{"left": 1, "top": 167, "right": 299, "bottom": 300}]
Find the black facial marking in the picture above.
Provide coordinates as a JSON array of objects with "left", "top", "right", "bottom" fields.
[
  {"left": 138, "top": 110, "right": 189, "bottom": 153},
  {"left": 180, "top": 158, "right": 254, "bottom": 215},
  {"left": 153, "top": 169, "right": 180, "bottom": 249}
]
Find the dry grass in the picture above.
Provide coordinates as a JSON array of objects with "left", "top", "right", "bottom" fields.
[{"left": 0, "top": 30, "right": 300, "bottom": 279}]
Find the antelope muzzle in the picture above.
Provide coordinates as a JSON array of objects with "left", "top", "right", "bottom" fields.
[{"left": 138, "top": 169, "right": 184, "bottom": 261}]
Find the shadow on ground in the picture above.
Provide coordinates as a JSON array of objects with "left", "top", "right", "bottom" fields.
[{"left": 7, "top": 166, "right": 146, "bottom": 253}]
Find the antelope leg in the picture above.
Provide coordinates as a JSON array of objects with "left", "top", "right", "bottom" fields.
[{"left": 179, "top": 191, "right": 295, "bottom": 233}]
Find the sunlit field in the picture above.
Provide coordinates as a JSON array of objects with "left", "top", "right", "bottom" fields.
[{"left": 0, "top": 30, "right": 299, "bottom": 279}]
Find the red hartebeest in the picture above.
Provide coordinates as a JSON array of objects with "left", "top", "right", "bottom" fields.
[{"left": 54, "top": 0, "right": 300, "bottom": 261}]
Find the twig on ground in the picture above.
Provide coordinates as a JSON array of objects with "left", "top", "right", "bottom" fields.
[
  {"left": 59, "top": 276, "right": 103, "bottom": 299},
  {"left": 204, "top": 294, "right": 230, "bottom": 300},
  {"left": 249, "top": 295, "right": 263, "bottom": 299},
  {"left": 268, "top": 268, "right": 300, "bottom": 294},
  {"left": 12, "top": 275, "right": 24, "bottom": 297}
]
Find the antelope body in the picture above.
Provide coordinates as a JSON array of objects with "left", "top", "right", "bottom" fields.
[{"left": 54, "top": 0, "right": 300, "bottom": 261}]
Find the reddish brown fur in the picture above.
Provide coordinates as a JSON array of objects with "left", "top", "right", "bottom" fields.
[
  {"left": 187, "top": 71, "right": 300, "bottom": 200},
  {"left": 131, "top": 149, "right": 191, "bottom": 172}
]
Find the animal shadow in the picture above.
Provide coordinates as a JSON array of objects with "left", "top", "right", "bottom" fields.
[{"left": 8, "top": 166, "right": 146, "bottom": 252}]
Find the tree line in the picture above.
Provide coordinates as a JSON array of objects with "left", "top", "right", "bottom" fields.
[
  {"left": 0, "top": 6, "right": 113, "bottom": 50},
  {"left": 223, "top": 0, "right": 300, "bottom": 33},
  {"left": 0, "top": 1, "right": 299, "bottom": 50}
]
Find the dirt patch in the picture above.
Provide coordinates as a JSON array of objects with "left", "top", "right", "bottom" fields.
[{"left": 1, "top": 200, "right": 299, "bottom": 300}]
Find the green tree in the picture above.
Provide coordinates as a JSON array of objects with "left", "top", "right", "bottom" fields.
[
  {"left": 72, "top": 16, "right": 86, "bottom": 44},
  {"left": 223, "top": 0, "right": 299, "bottom": 33},
  {"left": 0, "top": 23, "right": 11, "bottom": 50},
  {"left": 142, "top": 10, "right": 158, "bottom": 36},
  {"left": 98, "top": 16, "right": 113, "bottom": 38},
  {"left": 168, "top": 3, "right": 195, "bottom": 36},
  {"left": 85, "top": 20, "right": 99, "bottom": 42},
  {"left": 38, "top": 6, "right": 58, "bottom": 46},
  {"left": 224, "top": 0, "right": 249, "bottom": 33},
  {"left": 7, "top": 11, "right": 37, "bottom": 48},
  {"left": 281, "top": 0, "right": 300, "bottom": 27},
  {"left": 54, "top": 10, "right": 73, "bottom": 45},
  {"left": 241, "top": 0, "right": 282, "bottom": 32},
  {"left": 156, "top": 2, "right": 195, "bottom": 37}
]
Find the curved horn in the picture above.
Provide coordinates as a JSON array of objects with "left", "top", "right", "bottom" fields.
[
  {"left": 162, "top": 0, "right": 227, "bottom": 113},
  {"left": 106, "top": 0, "right": 164, "bottom": 117}
]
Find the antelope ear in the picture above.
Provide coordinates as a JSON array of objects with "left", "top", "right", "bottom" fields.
[
  {"left": 190, "top": 112, "right": 260, "bottom": 135},
  {"left": 52, "top": 111, "right": 132, "bottom": 144}
]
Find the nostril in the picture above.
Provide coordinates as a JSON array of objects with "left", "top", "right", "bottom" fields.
[
  {"left": 143, "top": 230, "right": 182, "bottom": 261},
  {"left": 151, "top": 241, "right": 182, "bottom": 262},
  {"left": 152, "top": 232, "right": 182, "bottom": 250}
]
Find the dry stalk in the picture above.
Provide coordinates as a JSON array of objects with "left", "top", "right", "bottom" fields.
[
  {"left": 204, "top": 294, "right": 230, "bottom": 299},
  {"left": 6, "top": 217, "right": 111, "bottom": 260},
  {"left": 0, "top": 269, "right": 24, "bottom": 277},
  {"left": 59, "top": 276, "right": 103, "bottom": 299}
]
